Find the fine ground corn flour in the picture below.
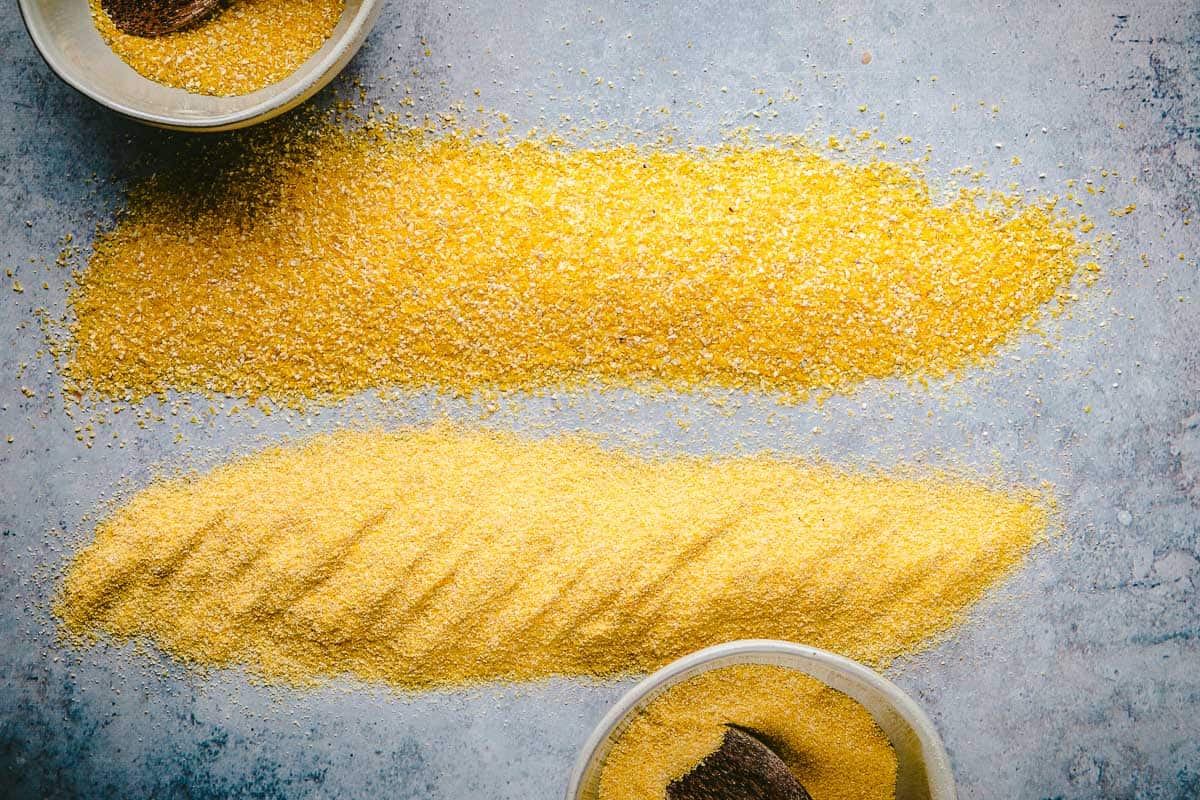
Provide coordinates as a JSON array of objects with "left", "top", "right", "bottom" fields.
[
  {"left": 598, "top": 665, "right": 897, "bottom": 800},
  {"left": 59, "top": 425, "right": 1049, "bottom": 689}
]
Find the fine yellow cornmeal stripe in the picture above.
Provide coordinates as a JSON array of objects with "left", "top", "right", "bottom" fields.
[
  {"left": 598, "top": 666, "right": 896, "bottom": 800},
  {"left": 57, "top": 425, "right": 1049, "bottom": 689},
  {"left": 89, "top": 0, "right": 345, "bottom": 97},
  {"left": 69, "top": 127, "right": 1085, "bottom": 403}
]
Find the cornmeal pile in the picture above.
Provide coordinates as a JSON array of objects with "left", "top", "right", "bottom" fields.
[
  {"left": 90, "top": 0, "right": 344, "bottom": 96},
  {"left": 598, "top": 665, "right": 897, "bottom": 800},
  {"left": 69, "top": 125, "right": 1085, "bottom": 402},
  {"left": 58, "top": 425, "right": 1049, "bottom": 689}
]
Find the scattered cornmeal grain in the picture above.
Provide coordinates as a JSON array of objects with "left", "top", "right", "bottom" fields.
[
  {"left": 89, "top": 0, "right": 344, "bottom": 96},
  {"left": 598, "top": 665, "right": 896, "bottom": 800},
  {"left": 58, "top": 425, "right": 1049, "bottom": 689},
  {"left": 69, "top": 123, "right": 1086, "bottom": 402}
]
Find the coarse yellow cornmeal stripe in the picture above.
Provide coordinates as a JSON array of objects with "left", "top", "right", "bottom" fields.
[
  {"left": 58, "top": 425, "right": 1049, "bottom": 689},
  {"left": 69, "top": 127, "right": 1085, "bottom": 402}
]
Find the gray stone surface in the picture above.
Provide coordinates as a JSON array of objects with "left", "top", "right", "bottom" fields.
[{"left": 1, "top": 1, "right": 1198, "bottom": 798}]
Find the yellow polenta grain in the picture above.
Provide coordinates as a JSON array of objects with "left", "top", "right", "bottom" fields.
[
  {"left": 57, "top": 425, "right": 1048, "bottom": 689},
  {"left": 598, "top": 665, "right": 896, "bottom": 800},
  {"left": 90, "top": 0, "right": 344, "bottom": 96},
  {"left": 69, "top": 125, "right": 1085, "bottom": 402}
]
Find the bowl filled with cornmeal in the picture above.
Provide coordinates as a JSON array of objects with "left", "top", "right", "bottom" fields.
[
  {"left": 19, "top": 0, "right": 382, "bottom": 130},
  {"left": 569, "top": 640, "right": 956, "bottom": 800}
]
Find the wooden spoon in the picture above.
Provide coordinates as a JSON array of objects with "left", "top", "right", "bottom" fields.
[
  {"left": 667, "top": 726, "right": 814, "bottom": 800},
  {"left": 101, "top": 0, "right": 224, "bottom": 38}
]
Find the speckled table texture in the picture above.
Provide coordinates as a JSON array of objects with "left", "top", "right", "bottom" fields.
[{"left": 1, "top": 1, "right": 1198, "bottom": 798}]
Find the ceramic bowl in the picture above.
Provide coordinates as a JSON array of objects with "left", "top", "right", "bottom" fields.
[
  {"left": 19, "top": 0, "right": 383, "bottom": 131},
  {"left": 567, "top": 640, "right": 957, "bottom": 800}
]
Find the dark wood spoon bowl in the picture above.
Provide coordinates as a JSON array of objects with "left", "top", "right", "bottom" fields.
[
  {"left": 101, "top": 0, "right": 224, "bottom": 38},
  {"left": 667, "top": 726, "right": 814, "bottom": 800}
]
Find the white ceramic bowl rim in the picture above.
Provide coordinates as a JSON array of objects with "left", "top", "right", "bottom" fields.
[
  {"left": 18, "top": 0, "right": 383, "bottom": 130},
  {"left": 566, "top": 639, "right": 957, "bottom": 800}
]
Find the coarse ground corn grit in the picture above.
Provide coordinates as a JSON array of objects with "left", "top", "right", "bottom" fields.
[
  {"left": 90, "top": 0, "right": 344, "bottom": 96},
  {"left": 58, "top": 425, "right": 1050, "bottom": 689},
  {"left": 69, "top": 123, "right": 1088, "bottom": 403},
  {"left": 598, "top": 665, "right": 896, "bottom": 800}
]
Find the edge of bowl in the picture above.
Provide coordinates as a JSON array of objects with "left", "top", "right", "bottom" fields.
[
  {"left": 565, "top": 639, "right": 958, "bottom": 800},
  {"left": 18, "top": 0, "right": 384, "bottom": 131}
]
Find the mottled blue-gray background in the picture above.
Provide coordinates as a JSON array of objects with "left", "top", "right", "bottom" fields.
[{"left": 1, "top": 1, "right": 1198, "bottom": 798}]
